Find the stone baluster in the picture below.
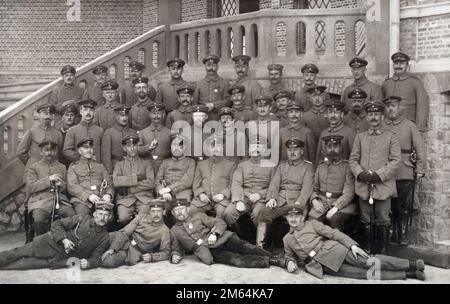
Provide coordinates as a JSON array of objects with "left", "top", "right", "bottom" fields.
[{"left": 324, "top": 18, "right": 336, "bottom": 59}]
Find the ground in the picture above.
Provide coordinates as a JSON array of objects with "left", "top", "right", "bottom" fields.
[{"left": 1, "top": 232, "right": 449, "bottom": 284}]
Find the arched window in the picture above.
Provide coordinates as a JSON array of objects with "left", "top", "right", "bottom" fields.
[
  {"left": 296, "top": 21, "right": 306, "bottom": 55},
  {"left": 138, "top": 48, "right": 145, "bottom": 64},
  {"left": 109, "top": 64, "right": 116, "bottom": 80},
  {"left": 275, "top": 22, "right": 287, "bottom": 57},
  {"left": 315, "top": 21, "right": 326, "bottom": 50},
  {"left": 123, "top": 56, "right": 131, "bottom": 80},
  {"left": 335, "top": 21, "right": 346, "bottom": 57},
  {"left": 355, "top": 20, "right": 366, "bottom": 56},
  {"left": 152, "top": 41, "right": 159, "bottom": 67}
]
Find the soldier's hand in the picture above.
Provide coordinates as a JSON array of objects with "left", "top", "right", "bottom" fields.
[
  {"left": 88, "top": 194, "right": 101, "bottom": 204},
  {"left": 249, "top": 193, "right": 261, "bottom": 203},
  {"left": 208, "top": 234, "right": 217, "bottom": 245},
  {"left": 159, "top": 187, "right": 171, "bottom": 195},
  {"left": 367, "top": 172, "right": 382, "bottom": 184},
  {"left": 287, "top": 260, "right": 299, "bottom": 273},
  {"left": 199, "top": 193, "right": 210, "bottom": 203},
  {"left": 312, "top": 199, "right": 325, "bottom": 213},
  {"left": 142, "top": 253, "right": 153, "bottom": 263},
  {"left": 212, "top": 194, "right": 224, "bottom": 203},
  {"left": 62, "top": 238, "right": 76, "bottom": 253},
  {"left": 205, "top": 103, "right": 214, "bottom": 111},
  {"left": 80, "top": 258, "right": 90, "bottom": 269},
  {"left": 171, "top": 254, "right": 183, "bottom": 264},
  {"left": 266, "top": 199, "right": 277, "bottom": 209},
  {"left": 101, "top": 249, "right": 115, "bottom": 261},
  {"left": 163, "top": 193, "right": 172, "bottom": 201},
  {"left": 351, "top": 245, "right": 369, "bottom": 260},
  {"left": 49, "top": 174, "right": 63, "bottom": 183},
  {"left": 137, "top": 174, "right": 146, "bottom": 181},
  {"left": 326, "top": 207, "right": 338, "bottom": 220},
  {"left": 102, "top": 194, "right": 112, "bottom": 203},
  {"left": 236, "top": 201, "right": 246, "bottom": 212},
  {"left": 148, "top": 139, "right": 158, "bottom": 150},
  {"left": 357, "top": 171, "right": 371, "bottom": 183}
]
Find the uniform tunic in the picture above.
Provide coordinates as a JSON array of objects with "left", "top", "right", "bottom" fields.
[
  {"left": 155, "top": 78, "right": 187, "bottom": 113},
  {"left": 82, "top": 83, "right": 105, "bottom": 106},
  {"left": 101, "top": 125, "right": 137, "bottom": 174},
  {"left": 129, "top": 97, "right": 153, "bottom": 131},
  {"left": 156, "top": 157, "right": 196, "bottom": 202},
  {"left": 193, "top": 75, "right": 231, "bottom": 116},
  {"left": 63, "top": 121, "right": 104, "bottom": 163},
  {"left": 316, "top": 122, "right": 356, "bottom": 164},
  {"left": 341, "top": 77, "right": 382, "bottom": 112},
  {"left": 279, "top": 124, "right": 316, "bottom": 163},
  {"left": 48, "top": 83, "right": 84, "bottom": 113},
  {"left": 232, "top": 76, "right": 261, "bottom": 110},
  {"left": 302, "top": 107, "right": 330, "bottom": 141},
  {"left": 165, "top": 105, "right": 193, "bottom": 129},
  {"left": 343, "top": 112, "right": 370, "bottom": 134},
  {"left": 93, "top": 101, "right": 121, "bottom": 130}
]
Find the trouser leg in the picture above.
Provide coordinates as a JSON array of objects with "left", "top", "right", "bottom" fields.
[
  {"left": 250, "top": 202, "right": 266, "bottom": 226},
  {"left": 125, "top": 245, "right": 143, "bottom": 266},
  {"left": 0, "top": 242, "right": 34, "bottom": 267},
  {"left": 136, "top": 201, "right": 150, "bottom": 215},
  {"left": 210, "top": 247, "right": 269, "bottom": 268},
  {"left": 214, "top": 204, "right": 227, "bottom": 219},
  {"left": 101, "top": 250, "right": 128, "bottom": 268},
  {"left": 57, "top": 205, "right": 76, "bottom": 218},
  {"left": 344, "top": 251, "right": 410, "bottom": 271},
  {"left": 223, "top": 233, "right": 271, "bottom": 257},
  {"left": 32, "top": 209, "right": 50, "bottom": 236},
  {"left": 324, "top": 263, "right": 407, "bottom": 280},
  {"left": 74, "top": 204, "right": 92, "bottom": 215},
  {"left": 117, "top": 204, "right": 135, "bottom": 227},
  {"left": 223, "top": 202, "right": 249, "bottom": 226},
  {"left": 1, "top": 257, "right": 49, "bottom": 270},
  {"left": 327, "top": 212, "right": 352, "bottom": 232},
  {"left": 256, "top": 222, "right": 268, "bottom": 248}
]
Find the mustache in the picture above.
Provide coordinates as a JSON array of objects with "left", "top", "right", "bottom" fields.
[{"left": 369, "top": 119, "right": 378, "bottom": 122}]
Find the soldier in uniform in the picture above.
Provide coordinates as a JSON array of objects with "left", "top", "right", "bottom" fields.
[
  {"left": 101, "top": 104, "right": 137, "bottom": 175},
  {"left": 17, "top": 103, "right": 63, "bottom": 181},
  {"left": 138, "top": 102, "right": 172, "bottom": 174},
  {"left": 279, "top": 101, "right": 316, "bottom": 163},
  {"left": 302, "top": 86, "right": 330, "bottom": 140},
  {"left": 261, "top": 64, "right": 285, "bottom": 98},
  {"left": 229, "top": 84, "right": 256, "bottom": 122},
  {"left": 170, "top": 199, "right": 276, "bottom": 268},
  {"left": 25, "top": 140, "right": 76, "bottom": 236},
  {"left": 48, "top": 65, "right": 84, "bottom": 115},
  {"left": 93, "top": 80, "right": 121, "bottom": 130},
  {"left": 231, "top": 55, "right": 261, "bottom": 110},
  {"left": 155, "top": 58, "right": 187, "bottom": 113},
  {"left": 382, "top": 52, "right": 429, "bottom": 133},
  {"left": 218, "top": 107, "right": 248, "bottom": 163},
  {"left": 271, "top": 90, "right": 292, "bottom": 128},
  {"left": 189, "top": 136, "right": 237, "bottom": 219},
  {"left": 280, "top": 207, "right": 425, "bottom": 281},
  {"left": 67, "top": 138, "right": 114, "bottom": 215},
  {"left": 129, "top": 77, "right": 154, "bottom": 131},
  {"left": 258, "top": 139, "right": 314, "bottom": 248},
  {"left": 343, "top": 88, "right": 370, "bottom": 134},
  {"left": 112, "top": 135, "right": 155, "bottom": 227},
  {"left": 316, "top": 98, "right": 355, "bottom": 164},
  {"left": 341, "top": 57, "right": 383, "bottom": 113},
  {"left": 193, "top": 54, "right": 230, "bottom": 120},
  {"left": 295, "top": 63, "right": 329, "bottom": 111},
  {"left": 384, "top": 96, "right": 426, "bottom": 245},
  {"left": 63, "top": 99, "right": 103, "bottom": 164},
  {"left": 0, "top": 200, "right": 113, "bottom": 271},
  {"left": 83, "top": 64, "right": 108, "bottom": 105},
  {"left": 349, "top": 100, "right": 401, "bottom": 254},
  {"left": 308, "top": 135, "right": 357, "bottom": 231},
  {"left": 56, "top": 100, "right": 79, "bottom": 167},
  {"left": 165, "top": 84, "right": 194, "bottom": 129},
  {"left": 120, "top": 61, "right": 157, "bottom": 106},
  {"left": 184, "top": 104, "right": 213, "bottom": 161},
  {"left": 101, "top": 199, "right": 171, "bottom": 268}
]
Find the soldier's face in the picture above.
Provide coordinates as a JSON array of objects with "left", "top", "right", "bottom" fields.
[
  {"left": 78, "top": 146, "right": 94, "bottom": 159},
  {"left": 366, "top": 111, "right": 383, "bottom": 128},
  {"left": 303, "top": 72, "right": 316, "bottom": 86},
  {"left": 40, "top": 146, "right": 57, "bottom": 161},
  {"left": 205, "top": 61, "right": 219, "bottom": 75},
  {"left": 94, "top": 72, "right": 107, "bottom": 84},
  {"left": 172, "top": 206, "right": 189, "bottom": 221},
  {"left": 249, "top": 143, "right": 266, "bottom": 157},
  {"left": 351, "top": 99, "right": 364, "bottom": 113},
  {"left": 62, "top": 111, "right": 76, "bottom": 127},
  {"left": 287, "top": 147, "right": 303, "bottom": 161},
  {"left": 256, "top": 104, "right": 270, "bottom": 117},
  {"left": 351, "top": 66, "right": 366, "bottom": 80},
  {"left": 93, "top": 210, "right": 112, "bottom": 226},
  {"left": 79, "top": 81, "right": 87, "bottom": 90},
  {"left": 192, "top": 112, "right": 208, "bottom": 127},
  {"left": 311, "top": 94, "right": 324, "bottom": 107},
  {"left": 276, "top": 97, "right": 289, "bottom": 111},
  {"left": 171, "top": 140, "right": 185, "bottom": 158},
  {"left": 123, "top": 143, "right": 138, "bottom": 158},
  {"left": 149, "top": 110, "right": 163, "bottom": 125},
  {"left": 178, "top": 93, "right": 193, "bottom": 106},
  {"left": 235, "top": 64, "right": 248, "bottom": 78},
  {"left": 269, "top": 70, "right": 282, "bottom": 85},
  {"left": 38, "top": 110, "right": 54, "bottom": 126},
  {"left": 287, "top": 109, "right": 302, "bottom": 123},
  {"left": 393, "top": 61, "right": 408, "bottom": 75},
  {"left": 325, "top": 142, "right": 341, "bottom": 158},
  {"left": 326, "top": 108, "right": 344, "bottom": 125},
  {"left": 220, "top": 115, "right": 234, "bottom": 129},
  {"left": 386, "top": 102, "right": 401, "bottom": 119},
  {"left": 130, "top": 69, "right": 142, "bottom": 79},
  {"left": 209, "top": 143, "right": 223, "bottom": 157},
  {"left": 149, "top": 207, "right": 164, "bottom": 223},
  {"left": 231, "top": 93, "right": 244, "bottom": 107},
  {"left": 63, "top": 73, "right": 75, "bottom": 85},
  {"left": 80, "top": 106, "right": 95, "bottom": 122},
  {"left": 103, "top": 89, "right": 117, "bottom": 103},
  {"left": 286, "top": 213, "right": 303, "bottom": 228},
  {"left": 169, "top": 66, "right": 183, "bottom": 79},
  {"left": 134, "top": 83, "right": 149, "bottom": 99},
  {"left": 116, "top": 113, "right": 129, "bottom": 127}
]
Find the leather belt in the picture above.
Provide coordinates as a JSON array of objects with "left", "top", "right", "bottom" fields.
[
  {"left": 319, "top": 190, "right": 342, "bottom": 199},
  {"left": 280, "top": 186, "right": 301, "bottom": 191},
  {"left": 401, "top": 149, "right": 412, "bottom": 154}
]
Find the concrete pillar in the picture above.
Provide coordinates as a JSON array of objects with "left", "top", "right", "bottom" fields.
[{"left": 389, "top": 0, "right": 400, "bottom": 77}]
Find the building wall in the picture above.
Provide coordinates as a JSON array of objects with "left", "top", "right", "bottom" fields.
[
  {"left": 143, "top": 0, "right": 159, "bottom": 32},
  {"left": 181, "top": 0, "right": 211, "bottom": 22}
]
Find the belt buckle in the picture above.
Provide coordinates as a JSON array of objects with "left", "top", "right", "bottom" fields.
[{"left": 326, "top": 192, "right": 332, "bottom": 199}]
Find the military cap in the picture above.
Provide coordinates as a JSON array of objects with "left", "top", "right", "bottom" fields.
[
  {"left": 176, "top": 84, "right": 195, "bottom": 95},
  {"left": 129, "top": 61, "right": 146, "bottom": 71},
  {"left": 78, "top": 99, "right": 97, "bottom": 108},
  {"left": 146, "top": 102, "right": 165, "bottom": 112},
  {"left": 363, "top": 100, "right": 385, "bottom": 113},
  {"left": 325, "top": 99, "right": 345, "bottom": 110},
  {"left": 76, "top": 137, "right": 94, "bottom": 148},
  {"left": 190, "top": 104, "right": 209, "bottom": 113},
  {"left": 166, "top": 58, "right": 185, "bottom": 68},
  {"left": 100, "top": 80, "right": 119, "bottom": 91},
  {"left": 228, "top": 84, "right": 245, "bottom": 95},
  {"left": 255, "top": 95, "right": 273, "bottom": 107},
  {"left": 94, "top": 200, "right": 114, "bottom": 212},
  {"left": 149, "top": 198, "right": 166, "bottom": 209},
  {"left": 218, "top": 107, "right": 234, "bottom": 118},
  {"left": 60, "top": 65, "right": 76, "bottom": 75},
  {"left": 301, "top": 63, "right": 319, "bottom": 74},
  {"left": 36, "top": 103, "right": 56, "bottom": 114},
  {"left": 348, "top": 88, "right": 368, "bottom": 99},
  {"left": 171, "top": 199, "right": 189, "bottom": 208},
  {"left": 391, "top": 52, "right": 410, "bottom": 62},
  {"left": 286, "top": 100, "right": 304, "bottom": 112},
  {"left": 132, "top": 77, "right": 149, "bottom": 86},
  {"left": 267, "top": 63, "right": 284, "bottom": 71},
  {"left": 273, "top": 90, "right": 293, "bottom": 101},
  {"left": 305, "top": 85, "right": 327, "bottom": 95},
  {"left": 169, "top": 133, "right": 187, "bottom": 145},
  {"left": 322, "top": 135, "right": 344, "bottom": 145},
  {"left": 285, "top": 138, "right": 305, "bottom": 148},
  {"left": 121, "top": 134, "right": 139, "bottom": 146},
  {"left": 38, "top": 139, "right": 58, "bottom": 149},
  {"left": 92, "top": 65, "right": 108, "bottom": 75},
  {"left": 248, "top": 134, "right": 267, "bottom": 146},
  {"left": 349, "top": 57, "right": 368, "bottom": 68},
  {"left": 382, "top": 96, "right": 402, "bottom": 104},
  {"left": 61, "top": 100, "right": 78, "bottom": 115},
  {"left": 232, "top": 55, "right": 251, "bottom": 65},
  {"left": 113, "top": 104, "right": 131, "bottom": 115},
  {"left": 287, "top": 206, "right": 303, "bottom": 214},
  {"left": 202, "top": 54, "right": 220, "bottom": 64}
]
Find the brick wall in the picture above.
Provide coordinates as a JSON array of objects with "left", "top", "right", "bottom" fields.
[
  {"left": 330, "top": 0, "right": 358, "bottom": 8},
  {"left": 181, "top": 0, "right": 211, "bottom": 22},
  {"left": 143, "top": 0, "right": 158, "bottom": 32},
  {"left": 417, "top": 14, "right": 450, "bottom": 60},
  {"left": 400, "top": 18, "right": 418, "bottom": 60}
]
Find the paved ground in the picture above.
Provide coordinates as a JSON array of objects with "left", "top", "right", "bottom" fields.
[{"left": 1, "top": 232, "right": 449, "bottom": 284}]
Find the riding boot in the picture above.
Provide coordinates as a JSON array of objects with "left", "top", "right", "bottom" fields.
[
  {"left": 0, "top": 242, "right": 34, "bottom": 267},
  {"left": 0, "top": 257, "right": 49, "bottom": 270},
  {"left": 256, "top": 222, "right": 268, "bottom": 249},
  {"left": 269, "top": 256, "right": 288, "bottom": 268},
  {"left": 376, "top": 225, "right": 389, "bottom": 255},
  {"left": 360, "top": 224, "right": 371, "bottom": 253}
]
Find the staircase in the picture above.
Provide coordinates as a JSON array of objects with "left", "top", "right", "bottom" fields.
[{"left": 0, "top": 81, "right": 51, "bottom": 111}]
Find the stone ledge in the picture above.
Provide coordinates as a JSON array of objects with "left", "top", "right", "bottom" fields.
[{"left": 388, "top": 243, "right": 450, "bottom": 269}]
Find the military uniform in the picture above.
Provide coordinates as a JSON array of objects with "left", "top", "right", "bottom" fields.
[
  {"left": 120, "top": 80, "right": 157, "bottom": 106},
  {"left": 155, "top": 157, "right": 196, "bottom": 202},
  {"left": 63, "top": 120, "right": 104, "bottom": 163},
  {"left": 232, "top": 105, "right": 256, "bottom": 122},
  {"left": 101, "top": 125, "right": 137, "bottom": 175},
  {"left": 316, "top": 122, "right": 356, "bottom": 164},
  {"left": 343, "top": 112, "right": 369, "bottom": 134},
  {"left": 294, "top": 64, "right": 329, "bottom": 111},
  {"left": 129, "top": 96, "right": 153, "bottom": 131},
  {"left": 231, "top": 55, "right": 261, "bottom": 109},
  {"left": 82, "top": 83, "right": 104, "bottom": 106},
  {"left": 93, "top": 81, "right": 121, "bottom": 130},
  {"left": 302, "top": 107, "right": 330, "bottom": 140},
  {"left": 261, "top": 83, "right": 285, "bottom": 99},
  {"left": 165, "top": 105, "right": 193, "bottom": 128},
  {"left": 138, "top": 123, "right": 172, "bottom": 174},
  {"left": 279, "top": 124, "right": 316, "bottom": 163}
]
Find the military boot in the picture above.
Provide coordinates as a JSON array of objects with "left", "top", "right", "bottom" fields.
[
  {"left": 256, "top": 222, "right": 268, "bottom": 249},
  {"left": 269, "top": 256, "right": 288, "bottom": 268},
  {"left": 0, "top": 242, "right": 34, "bottom": 268},
  {"left": 1, "top": 257, "right": 49, "bottom": 270},
  {"left": 406, "top": 270, "right": 426, "bottom": 281},
  {"left": 376, "top": 225, "right": 389, "bottom": 255},
  {"left": 409, "top": 259, "right": 425, "bottom": 272}
]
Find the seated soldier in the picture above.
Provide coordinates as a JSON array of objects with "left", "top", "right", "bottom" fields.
[
  {"left": 190, "top": 135, "right": 236, "bottom": 219},
  {"left": 165, "top": 84, "right": 194, "bottom": 129},
  {"left": 0, "top": 201, "right": 113, "bottom": 270},
  {"left": 113, "top": 134, "right": 155, "bottom": 227},
  {"left": 258, "top": 138, "right": 314, "bottom": 248},
  {"left": 308, "top": 135, "right": 357, "bottom": 232},
  {"left": 26, "top": 140, "right": 76, "bottom": 236},
  {"left": 101, "top": 198, "right": 171, "bottom": 268},
  {"left": 170, "top": 199, "right": 281, "bottom": 268},
  {"left": 280, "top": 206, "right": 426, "bottom": 281},
  {"left": 67, "top": 138, "right": 114, "bottom": 215}
]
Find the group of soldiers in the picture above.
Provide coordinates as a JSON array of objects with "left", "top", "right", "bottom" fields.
[{"left": 0, "top": 51, "right": 428, "bottom": 281}]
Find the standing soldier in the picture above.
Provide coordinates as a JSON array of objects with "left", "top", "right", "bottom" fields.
[
  {"left": 48, "top": 65, "right": 84, "bottom": 114},
  {"left": 25, "top": 140, "right": 76, "bottom": 236},
  {"left": 261, "top": 64, "right": 285, "bottom": 98},
  {"left": 349, "top": 100, "right": 401, "bottom": 254},
  {"left": 219, "top": 107, "right": 248, "bottom": 163},
  {"left": 155, "top": 58, "right": 187, "bottom": 114},
  {"left": 343, "top": 88, "right": 370, "bottom": 134},
  {"left": 384, "top": 96, "right": 426, "bottom": 245},
  {"left": 83, "top": 64, "right": 108, "bottom": 106},
  {"left": 67, "top": 138, "right": 114, "bottom": 215},
  {"left": 229, "top": 84, "right": 256, "bottom": 122},
  {"left": 308, "top": 135, "right": 357, "bottom": 232},
  {"left": 258, "top": 139, "right": 314, "bottom": 248},
  {"left": 17, "top": 104, "right": 63, "bottom": 181},
  {"left": 63, "top": 99, "right": 103, "bottom": 164},
  {"left": 93, "top": 80, "right": 121, "bottom": 130},
  {"left": 271, "top": 90, "right": 292, "bottom": 128},
  {"left": 113, "top": 135, "right": 155, "bottom": 227},
  {"left": 56, "top": 100, "right": 79, "bottom": 167},
  {"left": 193, "top": 54, "right": 230, "bottom": 120},
  {"left": 165, "top": 84, "right": 194, "bottom": 129},
  {"left": 302, "top": 86, "right": 330, "bottom": 140},
  {"left": 101, "top": 104, "right": 137, "bottom": 175},
  {"left": 231, "top": 55, "right": 261, "bottom": 110},
  {"left": 120, "top": 61, "right": 157, "bottom": 106},
  {"left": 382, "top": 52, "right": 429, "bottom": 133},
  {"left": 341, "top": 57, "right": 383, "bottom": 112},
  {"left": 295, "top": 63, "right": 328, "bottom": 111},
  {"left": 316, "top": 98, "right": 356, "bottom": 164},
  {"left": 129, "top": 77, "right": 154, "bottom": 131}
]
